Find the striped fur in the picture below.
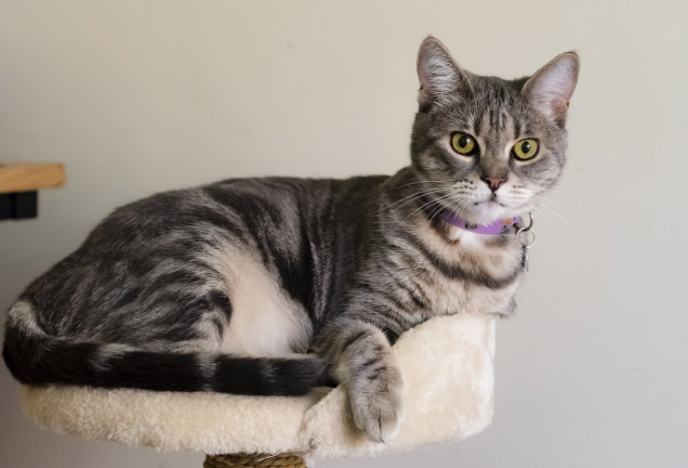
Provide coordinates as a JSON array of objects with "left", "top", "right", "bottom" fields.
[{"left": 2, "top": 37, "right": 579, "bottom": 442}]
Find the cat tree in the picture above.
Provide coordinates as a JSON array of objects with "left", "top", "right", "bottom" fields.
[{"left": 19, "top": 314, "right": 495, "bottom": 467}]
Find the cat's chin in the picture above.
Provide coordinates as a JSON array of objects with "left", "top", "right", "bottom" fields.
[{"left": 463, "top": 203, "right": 518, "bottom": 226}]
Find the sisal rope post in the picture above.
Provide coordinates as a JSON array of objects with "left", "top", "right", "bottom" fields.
[{"left": 204, "top": 453, "right": 307, "bottom": 468}]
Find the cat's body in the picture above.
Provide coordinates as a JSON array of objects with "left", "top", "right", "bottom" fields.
[{"left": 3, "top": 37, "right": 579, "bottom": 443}]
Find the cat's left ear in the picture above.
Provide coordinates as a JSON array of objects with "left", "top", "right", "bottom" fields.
[{"left": 522, "top": 52, "right": 580, "bottom": 125}]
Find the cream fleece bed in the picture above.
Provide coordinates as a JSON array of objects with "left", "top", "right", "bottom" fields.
[{"left": 19, "top": 314, "right": 495, "bottom": 463}]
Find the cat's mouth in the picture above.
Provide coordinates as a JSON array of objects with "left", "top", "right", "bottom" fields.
[
  {"left": 474, "top": 193, "right": 508, "bottom": 211},
  {"left": 474, "top": 198, "right": 506, "bottom": 208}
]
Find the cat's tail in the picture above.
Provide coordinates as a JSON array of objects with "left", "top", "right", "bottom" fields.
[{"left": 3, "top": 301, "right": 332, "bottom": 396}]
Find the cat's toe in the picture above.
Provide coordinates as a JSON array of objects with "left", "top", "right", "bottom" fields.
[
  {"left": 349, "top": 364, "right": 405, "bottom": 443},
  {"left": 352, "top": 387, "right": 405, "bottom": 443}
]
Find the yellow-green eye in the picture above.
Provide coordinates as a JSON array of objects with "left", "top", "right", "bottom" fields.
[
  {"left": 451, "top": 132, "right": 477, "bottom": 155},
  {"left": 512, "top": 139, "right": 539, "bottom": 160}
]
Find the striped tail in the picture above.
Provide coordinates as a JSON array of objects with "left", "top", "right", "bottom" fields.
[{"left": 2, "top": 302, "right": 331, "bottom": 396}]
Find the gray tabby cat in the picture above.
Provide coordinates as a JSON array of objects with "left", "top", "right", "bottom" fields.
[{"left": 3, "top": 37, "right": 579, "bottom": 443}]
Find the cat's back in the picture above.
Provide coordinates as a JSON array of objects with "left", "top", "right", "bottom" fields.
[{"left": 17, "top": 175, "right": 389, "bottom": 340}]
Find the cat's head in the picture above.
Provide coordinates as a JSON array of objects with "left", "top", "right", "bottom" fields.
[{"left": 410, "top": 37, "right": 579, "bottom": 225}]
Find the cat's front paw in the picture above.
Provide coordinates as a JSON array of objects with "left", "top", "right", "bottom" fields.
[{"left": 347, "top": 359, "right": 405, "bottom": 443}]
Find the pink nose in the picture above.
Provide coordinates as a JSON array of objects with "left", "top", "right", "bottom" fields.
[{"left": 481, "top": 176, "right": 507, "bottom": 192}]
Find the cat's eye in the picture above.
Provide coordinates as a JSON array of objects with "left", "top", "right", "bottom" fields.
[
  {"left": 512, "top": 139, "right": 539, "bottom": 160},
  {"left": 451, "top": 132, "right": 478, "bottom": 156}
]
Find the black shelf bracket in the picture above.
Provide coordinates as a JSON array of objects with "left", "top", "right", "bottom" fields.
[{"left": 0, "top": 191, "right": 39, "bottom": 220}]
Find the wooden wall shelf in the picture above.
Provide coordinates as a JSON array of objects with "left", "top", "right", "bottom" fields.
[{"left": 0, "top": 162, "right": 65, "bottom": 194}]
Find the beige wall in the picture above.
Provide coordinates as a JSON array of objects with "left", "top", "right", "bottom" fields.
[{"left": 1, "top": 1, "right": 687, "bottom": 467}]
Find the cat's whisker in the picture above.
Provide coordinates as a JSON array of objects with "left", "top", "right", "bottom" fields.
[
  {"left": 529, "top": 206, "right": 566, "bottom": 248},
  {"left": 428, "top": 194, "right": 456, "bottom": 223},
  {"left": 546, "top": 189, "right": 606, "bottom": 209},
  {"left": 377, "top": 187, "right": 450, "bottom": 214},
  {"left": 448, "top": 194, "right": 475, "bottom": 220},
  {"left": 530, "top": 206, "right": 556, "bottom": 232},
  {"left": 400, "top": 192, "right": 457, "bottom": 224},
  {"left": 376, "top": 189, "right": 428, "bottom": 214},
  {"left": 397, "top": 180, "right": 453, "bottom": 189},
  {"left": 506, "top": 196, "right": 567, "bottom": 246},
  {"left": 536, "top": 202, "right": 581, "bottom": 242},
  {"left": 431, "top": 193, "right": 462, "bottom": 219},
  {"left": 387, "top": 188, "right": 453, "bottom": 215},
  {"left": 539, "top": 196, "right": 576, "bottom": 216}
]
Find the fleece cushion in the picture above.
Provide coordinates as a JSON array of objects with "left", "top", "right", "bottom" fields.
[{"left": 19, "top": 314, "right": 495, "bottom": 462}]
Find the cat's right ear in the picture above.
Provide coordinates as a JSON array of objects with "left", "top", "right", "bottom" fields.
[{"left": 417, "top": 36, "right": 473, "bottom": 107}]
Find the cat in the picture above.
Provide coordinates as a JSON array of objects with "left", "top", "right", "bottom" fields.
[{"left": 2, "top": 36, "right": 579, "bottom": 443}]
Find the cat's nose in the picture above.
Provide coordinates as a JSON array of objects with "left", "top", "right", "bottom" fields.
[{"left": 481, "top": 175, "right": 507, "bottom": 192}]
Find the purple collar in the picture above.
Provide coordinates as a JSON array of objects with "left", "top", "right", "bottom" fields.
[{"left": 423, "top": 197, "right": 519, "bottom": 234}]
